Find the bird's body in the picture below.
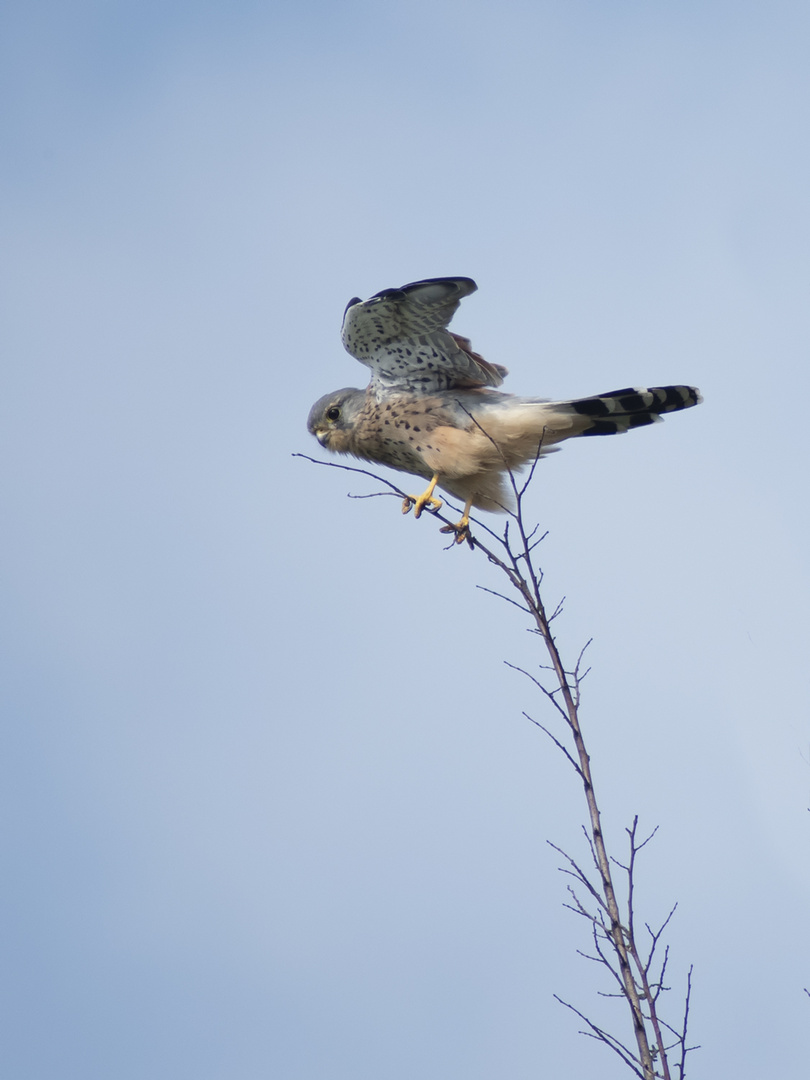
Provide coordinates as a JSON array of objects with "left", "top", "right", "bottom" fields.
[{"left": 308, "top": 277, "right": 702, "bottom": 532}]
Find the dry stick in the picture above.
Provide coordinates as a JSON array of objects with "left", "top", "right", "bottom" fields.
[
  {"left": 294, "top": 451, "right": 682, "bottom": 1079},
  {"left": 495, "top": 516, "right": 663, "bottom": 1080}
]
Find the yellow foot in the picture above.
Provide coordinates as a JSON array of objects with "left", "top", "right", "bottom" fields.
[
  {"left": 439, "top": 498, "right": 474, "bottom": 545},
  {"left": 439, "top": 518, "right": 471, "bottom": 545},
  {"left": 402, "top": 474, "right": 443, "bottom": 519},
  {"left": 402, "top": 495, "right": 443, "bottom": 517}
]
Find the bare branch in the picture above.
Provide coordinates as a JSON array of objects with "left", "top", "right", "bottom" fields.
[
  {"left": 505, "top": 662, "right": 570, "bottom": 724},
  {"left": 298, "top": 448, "right": 694, "bottom": 1080},
  {"left": 476, "top": 585, "right": 532, "bottom": 615},
  {"left": 547, "top": 841, "right": 611, "bottom": 916},
  {"left": 553, "top": 996, "right": 646, "bottom": 1078},
  {"left": 292, "top": 453, "right": 407, "bottom": 496},
  {"left": 523, "top": 713, "right": 583, "bottom": 773}
]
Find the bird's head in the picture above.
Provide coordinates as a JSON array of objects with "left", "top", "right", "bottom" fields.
[{"left": 307, "top": 388, "right": 366, "bottom": 453}]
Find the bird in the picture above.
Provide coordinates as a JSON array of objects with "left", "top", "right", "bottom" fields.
[{"left": 307, "top": 277, "right": 702, "bottom": 542}]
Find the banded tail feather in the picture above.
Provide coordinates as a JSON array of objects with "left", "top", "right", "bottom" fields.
[{"left": 562, "top": 385, "right": 702, "bottom": 437}]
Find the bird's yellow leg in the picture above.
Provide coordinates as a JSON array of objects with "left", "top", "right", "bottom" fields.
[
  {"left": 402, "top": 473, "right": 443, "bottom": 518},
  {"left": 440, "top": 497, "right": 474, "bottom": 544}
]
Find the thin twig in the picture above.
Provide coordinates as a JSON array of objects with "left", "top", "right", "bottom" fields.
[{"left": 554, "top": 995, "right": 645, "bottom": 1079}]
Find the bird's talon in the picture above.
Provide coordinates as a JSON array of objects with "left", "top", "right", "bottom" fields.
[
  {"left": 440, "top": 520, "right": 471, "bottom": 545},
  {"left": 408, "top": 474, "right": 442, "bottom": 519},
  {"left": 403, "top": 493, "right": 442, "bottom": 518},
  {"left": 414, "top": 496, "right": 442, "bottom": 518}
]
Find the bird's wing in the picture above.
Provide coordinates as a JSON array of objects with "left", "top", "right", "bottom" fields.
[{"left": 340, "top": 277, "right": 508, "bottom": 393}]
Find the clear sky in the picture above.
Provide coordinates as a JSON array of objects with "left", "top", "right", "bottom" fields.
[{"left": 2, "top": 2, "right": 809, "bottom": 1077}]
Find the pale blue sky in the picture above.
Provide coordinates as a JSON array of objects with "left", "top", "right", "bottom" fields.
[{"left": 2, "top": 2, "right": 809, "bottom": 1077}]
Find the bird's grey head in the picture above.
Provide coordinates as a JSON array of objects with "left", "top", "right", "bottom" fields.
[{"left": 307, "top": 388, "right": 366, "bottom": 451}]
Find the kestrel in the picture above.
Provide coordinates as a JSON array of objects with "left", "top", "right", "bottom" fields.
[{"left": 308, "top": 277, "right": 701, "bottom": 542}]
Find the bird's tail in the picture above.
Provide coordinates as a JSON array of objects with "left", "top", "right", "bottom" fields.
[
  {"left": 436, "top": 384, "right": 702, "bottom": 513},
  {"left": 555, "top": 385, "right": 702, "bottom": 436}
]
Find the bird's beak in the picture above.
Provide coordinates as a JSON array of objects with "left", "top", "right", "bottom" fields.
[{"left": 315, "top": 429, "right": 329, "bottom": 447}]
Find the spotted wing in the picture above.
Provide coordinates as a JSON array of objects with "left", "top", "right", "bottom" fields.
[{"left": 341, "top": 277, "right": 508, "bottom": 393}]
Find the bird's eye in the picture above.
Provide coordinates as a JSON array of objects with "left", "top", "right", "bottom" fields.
[{"left": 326, "top": 406, "right": 341, "bottom": 421}]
